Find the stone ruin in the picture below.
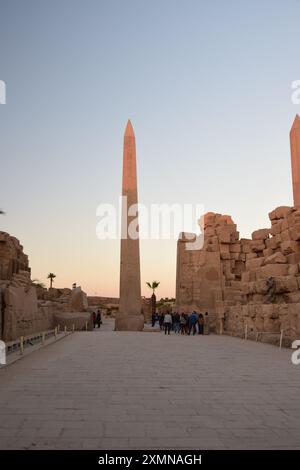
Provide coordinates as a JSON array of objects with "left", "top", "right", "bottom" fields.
[
  {"left": 175, "top": 206, "right": 300, "bottom": 346},
  {"left": 0, "top": 231, "right": 91, "bottom": 341}
]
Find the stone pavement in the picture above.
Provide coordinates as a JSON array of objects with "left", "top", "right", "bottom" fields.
[{"left": 0, "top": 318, "right": 299, "bottom": 450}]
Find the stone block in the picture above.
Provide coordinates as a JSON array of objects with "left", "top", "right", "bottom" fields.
[
  {"left": 268, "top": 206, "right": 294, "bottom": 221},
  {"left": 263, "top": 248, "right": 274, "bottom": 257},
  {"left": 240, "top": 239, "right": 251, "bottom": 253},
  {"left": 287, "top": 253, "right": 300, "bottom": 264},
  {"left": 245, "top": 257, "right": 265, "bottom": 270},
  {"left": 265, "top": 252, "right": 287, "bottom": 264},
  {"left": 288, "top": 264, "right": 299, "bottom": 275},
  {"left": 254, "top": 279, "right": 268, "bottom": 294},
  {"left": 280, "top": 241, "right": 300, "bottom": 255},
  {"left": 246, "top": 252, "right": 257, "bottom": 260},
  {"left": 219, "top": 243, "right": 230, "bottom": 253},
  {"left": 270, "top": 221, "right": 282, "bottom": 235},
  {"left": 251, "top": 228, "right": 270, "bottom": 240},
  {"left": 250, "top": 240, "right": 265, "bottom": 252},
  {"left": 258, "top": 264, "right": 289, "bottom": 278},
  {"left": 229, "top": 243, "right": 241, "bottom": 253},
  {"left": 290, "top": 224, "right": 300, "bottom": 241},
  {"left": 274, "top": 276, "right": 298, "bottom": 293},
  {"left": 281, "top": 229, "right": 293, "bottom": 242},
  {"left": 241, "top": 271, "right": 250, "bottom": 282}
]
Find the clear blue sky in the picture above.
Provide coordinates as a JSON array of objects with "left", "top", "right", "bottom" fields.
[{"left": 0, "top": 0, "right": 299, "bottom": 296}]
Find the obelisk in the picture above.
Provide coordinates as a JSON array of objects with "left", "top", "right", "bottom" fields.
[
  {"left": 290, "top": 114, "right": 300, "bottom": 207},
  {"left": 115, "top": 120, "right": 144, "bottom": 331}
]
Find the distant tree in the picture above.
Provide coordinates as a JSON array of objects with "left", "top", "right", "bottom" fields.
[
  {"left": 146, "top": 281, "right": 160, "bottom": 316},
  {"left": 32, "top": 279, "right": 46, "bottom": 289},
  {"left": 47, "top": 272, "right": 56, "bottom": 289}
]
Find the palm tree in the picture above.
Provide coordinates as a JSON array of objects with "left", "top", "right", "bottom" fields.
[
  {"left": 32, "top": 279, "right": 46, "bottom": 289},
  {"left": 146, "top": 281, "right": 160, "bottom": 316},
  {"left": 47, "top": 272, "right": 56, "bottom": 289}
]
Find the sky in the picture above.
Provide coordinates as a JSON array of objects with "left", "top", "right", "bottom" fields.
[{"left": 0, "top": 0, "right": 300, "bottom": 297}]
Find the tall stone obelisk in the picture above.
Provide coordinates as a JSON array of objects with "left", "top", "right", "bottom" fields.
[
  {"left": 290, "top": 114, "right": 300, "bottom": 207},
  {"left": 115, "top": 120, "right": 144, "bottom": 331}
]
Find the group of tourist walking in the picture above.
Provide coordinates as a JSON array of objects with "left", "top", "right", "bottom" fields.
[
  {"left": 152, "top": 311, "right": 210, "bottom": 335},
  {"left": 92, "top": 309, "right": 102, "bottom": 329}
]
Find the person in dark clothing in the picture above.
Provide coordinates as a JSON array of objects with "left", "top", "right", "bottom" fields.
[
  {"left": 159, "top": 313, "right": 164, "bottom": 330},
  {"left": 198, "top": 313, "right": 204, "bottom": 335},
  {"left": 188, "top": 311, "right": 198, "bottom": 335},
  {"left": 96, "top": 310, "right": 101, "bottom": 328},
  {"left": 173, "top": 312, "right": 180, "bottom": 334},
  {"left": 92, "top": 311, "right": 96, "bottom": 329},
  {"left": 180, "top": 313, "right": 186, "bottom": 335},
  {"left": 151, "top": 313, "right": 156, "bottom": 327}
]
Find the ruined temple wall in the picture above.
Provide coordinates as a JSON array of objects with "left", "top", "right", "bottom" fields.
[
  {"left": 176, "top": 207, "right": 300, "bottom": 343},
  {"left": 224, "top": 206, "right": 300, "bottom": 344}
]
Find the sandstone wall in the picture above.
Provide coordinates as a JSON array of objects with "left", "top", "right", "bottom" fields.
[
  {"left": 176, "top": 206, "right": 300, "bottom": 344},
  {"left": 0, "top": 232, "right": 89, "bottom": 341}
]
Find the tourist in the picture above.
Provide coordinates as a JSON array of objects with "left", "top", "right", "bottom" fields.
[
  {"left": 188, "top": 311, "right": 198, "bottom": 335},
  {"left": 204, "top": 312, "right": 210, "bottom": 335},
  {"left": 184, "top": 313, "right": 189, "bottom": 334},
  {"left": 151, "top": 312, "right": 156, "bottom": 328},
  {"left": 96, "top": 310, "right": 102, "bottom": 328},
  {"left": 159, "top": 313, "right": 164, "bottom": 330},
  {"left": 164, "top": 311, "right": 172, "bottom": 335},
  {"left": 92, "top": 311, "right": 96, "bottom": 329},
  {"left": 180, "top": 313, "right": 186, "bottom": 335},
  {"left": 173, "top": 311, "right": 180, "bottom": 334},
  {"left": 198, "top": 313, "right": 204, "bottom": 335}
]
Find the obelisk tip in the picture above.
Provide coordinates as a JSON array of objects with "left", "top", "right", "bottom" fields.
[
  {"left": 124, "top": 119, "right": 135, "bottom": 137},
  {"left": 291, "top": 114, "right": 300, "bottom": 131}
]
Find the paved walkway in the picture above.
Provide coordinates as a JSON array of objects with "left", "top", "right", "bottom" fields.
[{"left": 0, "top": 318, "right": 299, "bottom": 450}]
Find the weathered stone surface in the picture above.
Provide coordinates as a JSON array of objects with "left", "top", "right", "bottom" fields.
[
  {"left": 250, "top": 240, "right": 265, "bottom": 252},
  {"left": 251, "top": 228, "right": 270, "bottom": 240},
  {"left": 258, "top": 264, "right": 289, "bottom": 278},
  {"left": 265, "top": 252, "right": 287, "bottom": 264},
  {"left": 3, "top": 285, "right": 53, "bottom": 341},
  {"left": 268, "top": 206, "right": 294, "bottom": 221},
  {"left": 70, "top": 286, "right": 88, "bottom": 312},
  {"left": 176, "top": 204, "right": 300, "bottom": 345},
  {"left": 245, "top": 257, "right": 265, "bottom": 270},
  {"left": 280, "top": 240, "right": 300, "bottom": 255}
]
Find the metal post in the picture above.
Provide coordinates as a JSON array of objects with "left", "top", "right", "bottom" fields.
[
  {"left": 20, "top": 336, "right": 24, "bottom": 355},
  {"left": 64, "top": 325, "right": 67, "bottom": 335},
  {"left": 279, "top": 329, "right": 283, "bottom": 349},
  {"left": 54, "top": 327, "right": 57, "bottom": 339},
  {"left": 42, "top": 332, "right": 45, "bottom": 345},
  {"left": 245, "top": 324, "right": 248, "bottom": 340}
]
